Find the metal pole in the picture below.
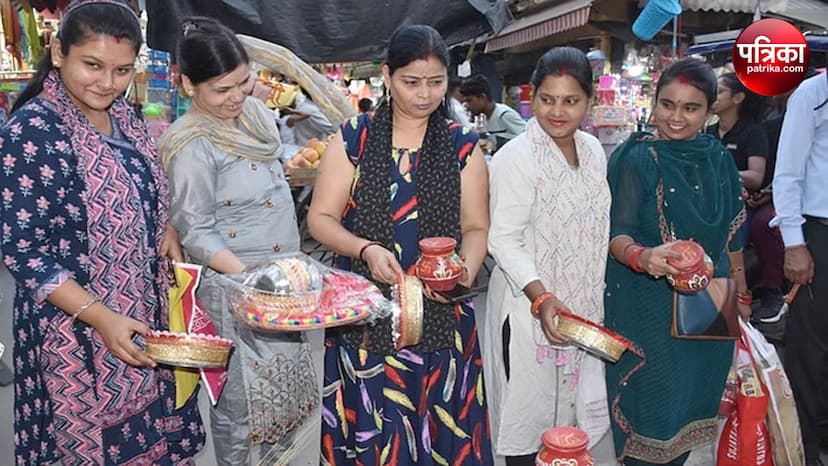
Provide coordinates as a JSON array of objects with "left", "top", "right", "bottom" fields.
[{"left": 672, "top": 16, "right": 678, "bottom": 59}]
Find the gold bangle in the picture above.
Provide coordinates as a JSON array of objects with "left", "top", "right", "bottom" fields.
[{"left": 72, "top": 297, "right": 99, "bottom": 322}]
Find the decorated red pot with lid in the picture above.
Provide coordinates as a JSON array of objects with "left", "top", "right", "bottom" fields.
[
  {"left": 535, "top": 426, "right": 594, "bottom": 466},
  {"left": 665, "top": 240, "right": 714, "bottom": 294},
  {"left": 415, "top": 237, "right": 464, "bottom": 292}
]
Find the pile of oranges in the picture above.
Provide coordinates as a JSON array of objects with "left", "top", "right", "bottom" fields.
[{"left": 284, "top": 138, "right": 327, "bottom": 170}]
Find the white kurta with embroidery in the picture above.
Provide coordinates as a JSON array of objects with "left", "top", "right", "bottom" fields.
[{"left": 482, "top": 121, "right": 612, "bottom": 456}]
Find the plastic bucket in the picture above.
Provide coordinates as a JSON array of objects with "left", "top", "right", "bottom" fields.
[{"left": 632, "top": 0, "right": 682, "bottom": 41}]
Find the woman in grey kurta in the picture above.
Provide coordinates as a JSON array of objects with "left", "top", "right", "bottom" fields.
[{"left": 159, "top": 18, "right": 323, "bottom": 465}]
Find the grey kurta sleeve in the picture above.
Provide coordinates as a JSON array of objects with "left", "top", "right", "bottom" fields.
[{"left": 167, "top": 137, "right": 229, "bottom": 265}]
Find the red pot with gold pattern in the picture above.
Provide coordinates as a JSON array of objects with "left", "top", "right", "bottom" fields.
[
  {"left": 415, "top": 237, "right": 464, "bottom": 292},
  {"left": 535, "top": 426, "right": 594, "bottom": 466},
  {"left": 665, "top": 240, "right": 714, "bottom": 294}
]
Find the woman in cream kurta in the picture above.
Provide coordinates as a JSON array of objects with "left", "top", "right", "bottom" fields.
[{"left": 482, "top": 46, "right": 613, "bottom": 466}]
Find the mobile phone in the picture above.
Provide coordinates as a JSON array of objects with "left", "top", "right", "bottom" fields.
[{"left": 436, "top": 283, "right": 482, "bottom": 303}]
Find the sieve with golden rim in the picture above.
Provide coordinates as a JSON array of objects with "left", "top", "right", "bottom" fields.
[
  {"left": 145, "top": 331, "right": 233, "bottom": 369},
  {"left": 556, "top": 311, "right": 631, "bottom": 362},
  {"left": 393, "top": 275, "right": 424, "bottom": 350}
]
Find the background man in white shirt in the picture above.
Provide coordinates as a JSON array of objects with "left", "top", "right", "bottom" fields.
[{"left": 771, "top": 71, "right": 828, "bottom": 466}]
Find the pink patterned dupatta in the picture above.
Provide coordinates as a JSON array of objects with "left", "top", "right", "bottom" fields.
[
  {"left": 41, "top": 70, "right": 175, "bottom": 461},
  {"left": 43, "top": 70, "right": 171, "bottom": 320}
]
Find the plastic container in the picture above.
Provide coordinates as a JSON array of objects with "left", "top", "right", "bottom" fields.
[
  {"left": 598, "top": 75, "right": 615, "bottom": 90},
  {"left": 518, "top": 100, "right": 532, "bottom": 119},
  {"left": 632, "top": 0, "right": 682, "bottom": 41},
  {"left": 146, "top": 87, "right": 173, "bottom": 106}
]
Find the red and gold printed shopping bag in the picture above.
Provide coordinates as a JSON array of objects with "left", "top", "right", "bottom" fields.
[
  {"left": 168, "top": 262, "right": 228, "bottom": 408},
  {"left": 741, "top": 319, "right": 806, "bottom": 466},
  {"left": 717, "top": 336, "right": 773, "bottom": 466}
]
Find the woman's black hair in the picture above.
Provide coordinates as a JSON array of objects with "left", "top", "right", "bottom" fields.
[
  {"left": 385, "top": 24, "right": 450, "bottom": 118},
  {"left": 12, "top": 1, "right": 142, "bottom": 113},
  {"left": 531, "top": 46, "right": 594, "bottom": 98},
  {"left": 654, "top": 58, "right": 718, "bottom": 110},
  {"left": 177, "top": 16, "right": 249, "bottom": 85},
  {"left": 718, "top": 72, "right": 767, "bottom": 121}
]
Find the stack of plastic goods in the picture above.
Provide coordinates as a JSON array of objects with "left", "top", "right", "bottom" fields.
[
  {"left": 146, "top": 51, "right": 173, "bottom": 110},
  {"left": 141, "top": 50, "right": 174, "bottom": 140}
]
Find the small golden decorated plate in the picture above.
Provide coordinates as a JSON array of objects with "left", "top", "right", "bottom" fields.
[
  {"left": 556, "top": 312, "right": 631, "bottom": 362},
  {"left": 145, "top": 331, "right": 233, "bottom": 369}
]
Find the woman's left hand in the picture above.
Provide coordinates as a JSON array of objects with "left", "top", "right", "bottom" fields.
[
  {"left": 422, "top": 285, "right": 451, "bottom": 304},
  {"left": 161, "top": 225, "right": 184, "bottom": 262},
  {"left": 738, "top": 302, "right": 752, "bottom": 320}
]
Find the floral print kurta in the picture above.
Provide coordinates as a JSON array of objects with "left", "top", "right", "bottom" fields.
[{"left": 1, "top": 98, "right": 204, "bottom": 465}]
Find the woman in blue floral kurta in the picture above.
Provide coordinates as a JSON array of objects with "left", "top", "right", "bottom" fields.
[{"left": 0, "top": 2, "right": 203, "bottom": 464}]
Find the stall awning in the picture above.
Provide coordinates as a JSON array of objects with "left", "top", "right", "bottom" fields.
[
  {"left": 680, "top": 0, "right": 787, "bottom": 13},
  {"left": 769, "top": 0, "right": 828, "bottom": 28},
  {"left": 146, "top": 0, "right": 509, "bottom": 63},
  {"left": 485, "top": 0, "right": 592, "bottom": 52}
]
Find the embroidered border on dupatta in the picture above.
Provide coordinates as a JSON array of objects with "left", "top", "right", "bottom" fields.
[
  {"left": 623, "top": 418, "right": 719, "bottom": 463},
  {"left": 611, "top": 342, "right": 719, "bottom": 463}
]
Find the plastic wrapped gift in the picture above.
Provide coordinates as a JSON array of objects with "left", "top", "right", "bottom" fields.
[{"left": 223, "top": 254, "right": 390, "bottom": 331}]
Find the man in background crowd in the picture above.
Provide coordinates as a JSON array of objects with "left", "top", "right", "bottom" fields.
[
  {"left": 358, "top": 97, "right": 374, "bottom": 117},
  {"left": 459, "top": 73, "right": 526, "bottom": 144}
]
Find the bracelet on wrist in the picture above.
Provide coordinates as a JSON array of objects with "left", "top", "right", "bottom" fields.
[
  {"left": 736, "top": 291, "right": 753, "bottom": 305},
  {"left": 531, "top": 292, "right": 555, "bottom": 317},
  {"left": 622, "top": 241, "right": 641, "bottom": 261},
  {"left": 72, "top": 297, "right": 99, "bottom": 322},
  {"left": 627, "top": 246, "right": 647, "bottom": 274},
  {"left": 358, "top": 241, "right": 382, "bottom": 262}
]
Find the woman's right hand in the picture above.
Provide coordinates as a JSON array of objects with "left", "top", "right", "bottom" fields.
[
  {"left": 638, "top": 242, "right": 682, "bottom": 278},
  {"left": 91, "top": 307, "right": 156, "bottom": 368},
  {"left": 362, "top": 243, "right": 404, "bottom": 285},
  {"left": 537, "top": 297, "right": 570, "bottom": 345}
]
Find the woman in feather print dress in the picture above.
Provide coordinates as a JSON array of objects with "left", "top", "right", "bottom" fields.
[{"left": 307, "top": 25, "right": 493, "bottom": 465}]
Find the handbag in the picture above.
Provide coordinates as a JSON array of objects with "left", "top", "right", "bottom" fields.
[
  {"left": 671, "top": 277, "right": 739, "bottom": 339},
  {"left": 651, "top": 152, "right": 740, "bottom": 340}
]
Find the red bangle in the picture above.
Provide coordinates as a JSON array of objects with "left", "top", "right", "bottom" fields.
[
  {"left": 531, "top": 292, "right": 555, "bottom": 317},
  {"left": 622, "top": 241, "right": 641, "bottom": 259},
  {"left": 627, "top": 246, "right": 647, "bottom": 273},
  {"left": 737, "top": 292, "right": 753, "bottom": 305}
]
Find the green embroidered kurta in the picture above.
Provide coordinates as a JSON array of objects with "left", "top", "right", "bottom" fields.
[{"left": 604, "top": 132, "right": 746, "bottom": 463}]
